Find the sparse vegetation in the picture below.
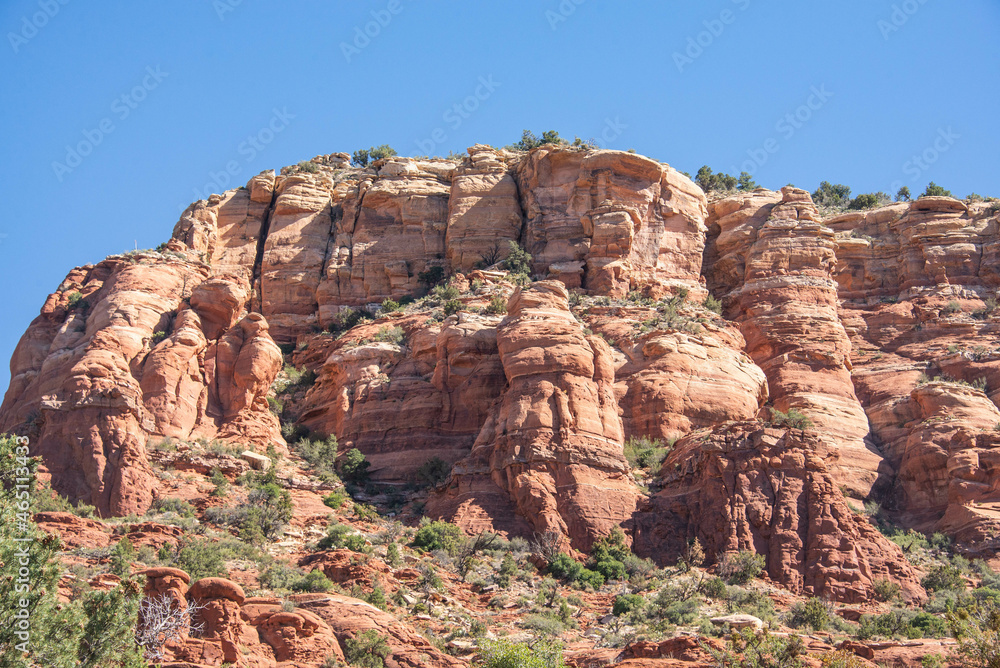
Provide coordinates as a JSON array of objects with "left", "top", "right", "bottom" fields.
[
  {"left": 351, "top": 145, "right": 397, "bottom": 168},
  {"left": 767, "top": 407, "right": 813, "bottom": 430}
]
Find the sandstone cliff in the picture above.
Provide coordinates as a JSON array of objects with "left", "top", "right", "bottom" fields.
[{"left": 4, "top": 143, "right": 999, "bottom": 598}]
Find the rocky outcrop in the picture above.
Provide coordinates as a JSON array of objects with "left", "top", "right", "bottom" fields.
[
  {"left": 430, "top": 281, "right": 640, "bottom": 551},
  {"left": 1, "top": 250, "right": 282, "bottom": 515},
  {"left": 298, "top": 313, "right": 505, "bottom": 479},
  {"left": 631, "top": 422, "right": 925, "bottom": 603},
  {"left": 704, "top": 187, "right": 882, "bottom": 497},
  {"left": 517, "top": 148, "right": 707, "bottom": 295}
]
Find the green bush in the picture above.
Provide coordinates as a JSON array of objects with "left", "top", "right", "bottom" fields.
[
  {"left": 873, "top": 578, "right": 902, "bottom": 602},
  {"left": 338, "top": 448, "right": 370, "bottom": 484},
  {"left": 848, "top": 192, "right": 885, "bottom": 210},
  {"left": 260, "top": 563, "right": 333, "bottom": 593},
  {"left": 695, "top": 166, "right": 738, "bottom": 193},
  {"left": 718, "top": 550, "right": 765, "bottom": 585},
  {"left": 813, "top": 181, "right": 852, "bottom": 209},
  {"left": 896, "top": 186, "right": 912, "bottom": 201},
  {"left": 922, "top": 564, "right": 965, "bottom": 592},
  {"left": 623, "top": 436, "right": 671, "bottom": 475},
  {"left": 522, "top": 614, "right": 564, "bottom": 636},
  {"left": 351, "top": 145, "right": 397, "bottom": 168},
  {"left": 443, "top": 299, "right": 463, "bottom": 316},
  {"left": 327, "top": 307, "right": 373, "bottom": 334},
  {"left": 296, "top": 434, "right": 340, "bottom": 483},
  {"left": 478, "top": 637, "right": 564, "bottom": 668},
  {"left": 485, "top": 295, "right": 507, "bottom": 314},
  {"left": 496, "top": 554, "right": 517, "bottom": 588},
  {"left": 411, "top": 520, "right": 464, "bottom": 555},
  {"left": 922, "top": 182, "right": 953, "bottom": 198},
  {"left": 650, "top": 587, "right": 700, "bottom": 625},
  {"left": 322, "top": 490, "right": 347, "bottom": 510},
  {"left": 343, "top": 629, "right": 391, "bottom": 668},
  {"left": 700, "top": 576, "right": 728, "bottom": 599},
  {"left": 416, "top": 457, "right": 450, "bottom": 487},
  {"left": 586, "top": 528, "right": 630, "bottom": 579},
  {"left": 372, "top": 326, "right": 404, "bottom": 345},
  {"left": 166, "top": 537, "right": 228, "bottom": 580},
  {"left": 418, "top": 265, "right": 445, "bottom": 286},
  {"left": 385, "top": 542, "right": 402, "bottom": 567},
  {"left": 707, "top": 628, "right": 805, "bottom": 668},
  {"left": 704, "top": 294, "right": 723, "bottom": 314},
  {"left": 613, "top": 593, "right": 646, "bottom": 617},
  {"left": 788, "top": 597, "right": 831, "bottom": 631},
  {"left": 380, "top": 298, "right": 402, "bottom": 312},
  {"left": 575, "top": 568, "right": 605, "bottom": 590},
  {"left": 506, "top": 130, "right": 565, "bottom": 151},
  {"left": 503, "top": 240, "right": 532, "bottom": 276},
  {"left": 150, "top": 497, "right": 196, "bottom": 518},
  {"left": 949, "top": 600, "right": 1000, "bottom": 667},
  {"left": 297, "top": 160, "right": 319, "bottom": 173},
  {"left": 109, "top": 537, "right": 135, "bottom": 577},
  {"left": 768, "top": 407, "right": 813, "bottom": 430}
]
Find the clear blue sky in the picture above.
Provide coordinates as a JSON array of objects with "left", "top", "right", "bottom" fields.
[{"left": 1, "top": 0, "right": 998, "bottom": 391}]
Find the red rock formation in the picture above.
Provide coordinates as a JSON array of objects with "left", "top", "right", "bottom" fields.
[
  {"left": 430, "top": 281, "right": 640, "bottom": 550},
  {"left": 516, "top": 148, "right": 707, "bottom": 296},
  {"left": 704, "top": 187, "right": 882, "bottom": 497},
  {"left": 299, "top": 593, "right": 467, "bottom": 668},
  {"left": 630, "top": 422, "right": 924, "bottom": 603}
]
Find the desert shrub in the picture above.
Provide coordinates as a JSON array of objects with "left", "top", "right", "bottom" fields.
[
  {"left": 873, "top": 578, "right": 902, "bottom": 602},
  {"left": 849, "top": 192, "right": 889, "bottom": 210},
  {"left": 204, "top": 481, "right": 293, "bottom": 544},
  {"left": 327, "top": 307, "right": 373, "bottom": 334},
  {"left": 478, "top": 637, "right": 564, "bottom": 668},
  {"left": 372, "top": 326, "right": 404, "bottom": 345},
  {"left": 485, "top": 295, "right": 507, "bottom": 314},
  {"left": 317, "top": 523, "right": 353, "bottom": 550},
  {"left": 297, "top": 160, "right": 319, "bottom": 173},
  {"left": 295, "top": 434, "right": 340, "bottom": 482},
  {"left": 522, "top": 614, "right": 565, "bottom": 636},
  {"left": 507, "top": 130, "right": 564, "bottom": 151},
  {"left": 432, "top": 284, "right": 461, "bottom": 301},
  {"left": 922, "top": 564, "right": 965, "bottom": 592},
  {"left": 496, "top": 554, "right": 517, "bottom": 588},
  {"left": 857, "top": 608, "right": 948, "bottom": 640},
  {"left": 738, "top": 172, "right": 757, "bottom": 191},
  {"left": 896, "top": 186, "right": 912, "bottom": 201},
  {"left": 168, "top": 538, "right": 228, "bottom": 580},
  {"left": 788, "top": 597, "right": 831, "bottom": 631},
  {"left": 380, "top": 298, "right": 401, "bottom": 312},
  {"left": 587, "top": 527, "right": 630, "bottom": 583},
  {"left": 704, "top": 294, "right": 723, "bottom": 314},
  {"left": 151, "top": 497, "right": 196, "bottom": 518},
  {"left": 623, "top": 436, "right": 670, "bottom": 475},
  {"left": 949, "top": 600, "right": 1000, "bottom": 668},
  {"left": 503, "top": 240, "right": 532, "bottom": 276},
  {"left": 701, "top": 576, "right": 728, "bottom": 599},
  {"left": 418, "top": 265, "right": 445, "bottom": 286},
  {"left": 443, "top": 299, "right": 463, "bottom": 316},
  {"left": 338, "top": 448, "right": 370, "bottom": 484},
  {"left": 260, "top": 564, "right": 333, "bottom": 593},
  {"left": 922, "top": 182, "right": 953, "bottom": 198},
  {"left": 812, "top": 181, "right": 852, "bottom": 209},
  {"left": 478, "top": 241, "right": 503, "bottom": 267},
  {"left": 718, "top": 550, "right": 765, "bottom": 585},
  {"left": 707, "top": 628, "right": 806, "bottom": 668},
  {"left": 695, "top": 166, "right": 738, "bottom": 193},
  {"left": 576, "top": 568, "right": 605, "bottom": 590},
  {"left": 411, "top": 520, "right": 464, "bottom": 555},
  {"left": 322, "top": 490, "right": 347, "bottom": 510},
  {"left": 343, "top": 629, "right": 391, "bottom": 668},
  {"left": 942, "top": 300, "right": 962, "bottom": 315},
  {"left": 649, "top": 587, "right": 700, "bottom": 625},
  {"left": 109, "top": 537, "right": 136, "bottom": 577},
  {"left": 351, "top": 145, "right": 397, "bottom": 168},
  {"left": 416, "top": 457, "right": 451, "bottom": 487},
  {"left": 768, "top": 407, "right": 813, "bottom": 430},
  {"left": 385, "top": 542, "right": 402, "bottom": 567},
  {"left": 613, "top": 593, "right": 646, "bottom": 617}
]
